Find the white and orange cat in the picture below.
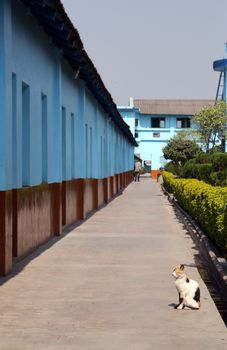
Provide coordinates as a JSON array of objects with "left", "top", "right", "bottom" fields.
[{"left": 172, "top": 264, "right": 200, "bottom": 310}]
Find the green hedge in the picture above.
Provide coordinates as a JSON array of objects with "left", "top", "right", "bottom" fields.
[
  {"left": 166, "top": 152, "right": 227, "bottom": 187},
  {"left": 181, "top": 162, "right": 212, "bottom": 182},
  {"left": 210, "top": 171, "right": 227, "bottom": 187},
  {"left": 213, "top": 152, "right": 227, "bottom": 171},
  {"left": 163, "top": 171, "right": 227, "bottom": 257}
]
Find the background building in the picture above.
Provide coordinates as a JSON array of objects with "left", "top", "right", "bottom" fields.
[
  {"left": 118, "top": 98, "right": 213, "bottom": 178},
  {"left": 0, "top": 0, "right": 136, "bottom": 275}
]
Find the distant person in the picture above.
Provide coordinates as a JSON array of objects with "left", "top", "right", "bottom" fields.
[{"left": 134, "top": 161, "right": 141, "bottom": 182}]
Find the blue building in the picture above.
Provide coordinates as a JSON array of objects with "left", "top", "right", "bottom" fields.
[
  {"left": 0, "top": 0, "right": 136, "bottom": 275},
  {"left": 118, "top": 98, "right": 212, "bottom": 178}
]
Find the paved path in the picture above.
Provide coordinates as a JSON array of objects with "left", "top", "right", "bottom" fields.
[{"left": 0, "top": 178, "right": 226, "bottom": 350}]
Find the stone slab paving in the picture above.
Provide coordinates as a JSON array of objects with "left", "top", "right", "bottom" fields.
[{"left": 0, "top": 178, "right": 226, "bottom": 349}]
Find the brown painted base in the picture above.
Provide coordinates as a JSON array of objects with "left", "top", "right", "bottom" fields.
[
  {"left": 14, "top": 183, "right": 53, "bottom": 259},
  {"left": 0, "top": 191, "right": 13, "bottom": 275},
  {"left": 0, "top": 171, "right": 133, "bottom": 276}
]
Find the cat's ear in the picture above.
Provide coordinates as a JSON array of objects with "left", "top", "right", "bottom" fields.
[{"left": 180, "top": 264, "right": 184, "bottom": 270}]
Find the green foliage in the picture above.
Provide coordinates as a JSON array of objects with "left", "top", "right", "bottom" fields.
[
  {"left": 181, "top": 162, "right": 212, "bottom": 182},
  {"left": 164, "top": 161, "right": 181, "bottom": 176},
  {"left": 192, "top": 101, "right": 227, "bottom": 153},
  {"left": 194, "top": 152, "right": 212, "bottom": 164},
  {"left": 179, "top": 152, "right": 227, "bottom": 187},
  {"left": 179, "top": 160, "right": 196, "bottom": 178},
  {"left": 210, "top": 171, "right": 227, "bottom": 186},
  {"left": 212, "top": 152, "right": 227, "bottom": 171},
  {"left": 163, "top": 172, "right": 227, "bottom": 257},
  {"left": 163, "top": 135, "right": 200, "bottom": 165}
]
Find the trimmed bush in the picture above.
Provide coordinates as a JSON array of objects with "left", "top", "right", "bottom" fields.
[
  {"left": 181, "top": 162, "right": 212, "bottom": 183},
  {"left": 213, "top": 153, "right": 227, "bottom": 171},
  {"left": 195, "top": 152, "right": 212, "bottom": 164},
  {"left": 163, "top": 171, "right": 227, "bottom": 257},
  {"left": 196, "top": 163, "right": 213, "bottom": 182},
  {"left": 180, "top": 161, "right": 198, "bottom": 179},
  {"left": 165, "top": 152, "right": 227, "bottom": 186},
  {"left": 179, "top": 152, "right": 227, "bottom": 186},
  {"left": 164, "top": 161, "right": 180, "bottom": 176},
  {"left": 210, "top": 171, "right": 227, "bottom": 187}
]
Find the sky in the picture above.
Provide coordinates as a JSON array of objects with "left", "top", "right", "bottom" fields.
[{"left": 61, "top": 0, "right": 227, "bottom": 106}]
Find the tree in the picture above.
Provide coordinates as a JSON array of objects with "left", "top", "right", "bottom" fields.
[
  {"left": 192, "top": 101, "right": 227, "bottom": 153},
  {"left": 163, "top": 134, "right": 200, "bottom": 165}
]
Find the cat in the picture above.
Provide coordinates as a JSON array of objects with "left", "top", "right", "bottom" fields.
[{"left": 172, "top": 264, "right": 200, "bottom": 310}]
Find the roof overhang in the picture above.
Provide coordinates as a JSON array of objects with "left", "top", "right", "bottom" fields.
[{"left": 20, "top": 0, "right": 137, "bottom": 146}]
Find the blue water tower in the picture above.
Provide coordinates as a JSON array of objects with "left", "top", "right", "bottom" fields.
[
  {"left": 213, "top": 44, "right": 227, "bottom": 102},
  {"left": 213, "top": 44, "right": 227, "bottom": 151}
]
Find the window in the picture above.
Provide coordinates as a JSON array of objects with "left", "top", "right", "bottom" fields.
[
  {"left": 135, "top": 132, "right": 139, "bottom": 138},
  {"left": 151, "top": 117, "right": 165, "bottom": 128},
  {"left": 135, "top": 118, "right": 139, "bottom": 127},
  {"left": 176, "top": 118, "right": 191, "bottom": 128},
  {"left": 153, "top": 132, "right": 160, "bottom": 138},
  {"left": 22, "top": 82, "right": 30, "bottom": 186}
]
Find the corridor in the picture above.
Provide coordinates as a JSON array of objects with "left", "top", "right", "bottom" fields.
[{"left": 0, "top": 178, "right": 226, "bottom": 350}]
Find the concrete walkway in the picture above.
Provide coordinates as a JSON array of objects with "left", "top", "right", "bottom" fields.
[{"left": 0, "top": 178, "right": 226, "bottom": 350}]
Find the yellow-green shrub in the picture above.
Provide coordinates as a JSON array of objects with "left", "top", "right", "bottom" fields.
[{"left": 163, "top": 171, "right": 227, "bottom": 256}]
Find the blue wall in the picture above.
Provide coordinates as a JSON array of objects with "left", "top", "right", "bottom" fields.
[
  {"left": 0, "top": 0, "right": 134, "bottom": 190},
  {"left": 0, "top": 0, "right": 12, "bottom": 189}
]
